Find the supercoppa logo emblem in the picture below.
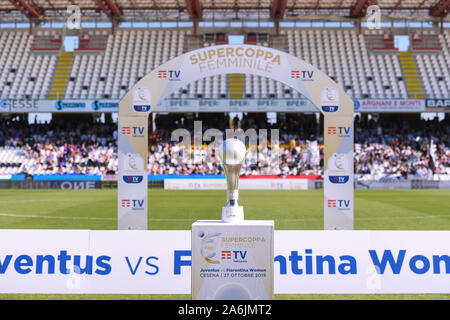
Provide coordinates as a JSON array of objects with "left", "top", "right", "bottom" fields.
[
  {"left": 123, "top": 153, "right": 144, "bottom": 173},
  {"left": 321, "top": 87, "right": 339, "bottom": 113},
  {"left": 198, "top": 231, "right": 221, "bottom": 264},
  {"left": 133, "top": 87, "right": 151, "bottom": 113},
  {"left": 327, "top": 153, "right": 350, "bottom": 184},
  {"left": 328, "top": 153, "right": 350, "bottom": 173}
]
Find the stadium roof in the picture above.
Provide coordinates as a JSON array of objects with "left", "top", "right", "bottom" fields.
[{"left": 0, "top": 1, "right": 449, "bottom": 20}]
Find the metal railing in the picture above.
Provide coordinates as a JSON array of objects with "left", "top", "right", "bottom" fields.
[{"left": 1, "top": 92, "right": 449, "bottom": 102}]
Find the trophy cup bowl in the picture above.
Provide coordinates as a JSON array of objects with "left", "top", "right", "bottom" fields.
[{"left": 218, "top": 138, "right": 247, "bottom": 223}]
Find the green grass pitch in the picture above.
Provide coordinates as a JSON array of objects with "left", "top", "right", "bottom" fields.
[{"left": 0, "top": 189, "right": 449, "bottom": 300}]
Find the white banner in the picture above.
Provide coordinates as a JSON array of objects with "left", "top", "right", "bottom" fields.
[
  {"left": 164, "top": 179, "right": 309, "bottom": 190},
  {"left": 354, "top": 99, "right": 426, "bottom": 112},
  {"left": 164, "top": 179, "right": 226, "bottom": 190},
  {"left": 156, "top": 99, "right": 317, "bottom": 112},
  {"left": 240, "top": 179, "right": 309, "bottom": 190},
  {"left": 0, "top": 230, "right": 448, "bottom": 294},
  {"left": 0, "top": 99, "right": 316, "bottom": 113},
  {"left": 426, "top": 99, "right": 450, "bottom": 108},
  {"left": 0, "top": 98, "right": 431, "bottom": 113}
]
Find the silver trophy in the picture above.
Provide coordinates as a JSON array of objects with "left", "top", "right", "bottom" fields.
[{"left": 218, "top": 138, "right": 247, "bottom": 223}]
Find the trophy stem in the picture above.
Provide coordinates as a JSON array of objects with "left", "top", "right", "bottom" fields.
[
  {"left": 227, "top": 190, "right": 239, "bottom": 204},
  {"left": 223, "top": 189, "right": 244, "bottom": 222}
]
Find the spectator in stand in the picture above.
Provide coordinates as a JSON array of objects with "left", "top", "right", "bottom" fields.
[{"left": 0, "top": 116, "right": 448, "bottom": 179}]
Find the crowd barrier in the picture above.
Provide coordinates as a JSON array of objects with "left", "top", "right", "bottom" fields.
[
  {"left": 355, "top": 180, "right": 450, "bottom": 190},
  {"left": 0, "top": 175, "right": 449, "bottom": 189},
  {"left": 0, "top": 229, "right": 448, "bottom": 294}
]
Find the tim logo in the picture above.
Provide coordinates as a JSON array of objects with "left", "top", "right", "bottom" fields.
[
  {"left": 321, "top": 106, "right": 339, "bottom": 113},
  {"left": 327, "top": 199, "right": 351, "bottom": 210},
  {"left": 327, "top": 126, "right": 351, "bottom": 137},
  {"left": 158, "top": 70, "right": 181, "bottom": 81},
  {"left": 291, "top": 70, "right": 314, "bottom": 81},
  {"left": 270, "top": 182, "right": 283, "bottom": 189},
  {"left": 221, "top": 251, "right": 232, "bottom": 260},
  {"left": 121, "top": 126, "right": 145, "bottom": 137},
  {"left": 121, "top": 199, "right": 144, "bottom": 210},
  {"left": 123, "top": 175, "right": 144, "bottom": 184},
  {"left": 329, "top": 176, "right": 349, "bottom": 184}
]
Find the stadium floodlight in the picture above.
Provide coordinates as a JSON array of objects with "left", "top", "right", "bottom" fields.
[{"left": 218, "top": 138, "right": 247, "bottom": 223}]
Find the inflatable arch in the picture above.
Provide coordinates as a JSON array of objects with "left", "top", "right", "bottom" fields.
[{"left": 118, "top": 44, "right": 354, "bottom": 230}]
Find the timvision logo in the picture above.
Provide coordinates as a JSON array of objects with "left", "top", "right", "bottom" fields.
[
  {"left": 55, "top": 100, "right": 86, "bottom": 111},
  {"left": 221, "top": 250, "right": 248, "bottom": 263},
  {"left": 122, "top": 175, "right": 144, "bottom": 184},
  {"left": 120, "top": 199, "right": 145, "bottom": 210},
  {"left": 321, "top": 105, "right": 339, "bottom": 113},
  {"left": 157, "top": 70, "right": 181, "bottom": 81},
  {"left": 133, "top": 105, "right": 151, "bottom": 112},
  {"left": 328, "top": 175, "right": 350, "bottom": 184}
]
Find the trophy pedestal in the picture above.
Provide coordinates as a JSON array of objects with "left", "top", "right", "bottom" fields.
[
  {"left": 221, "top": 205, "right": 244, "bottom": 223},
  {"left": 191, "top": 220, "right": 274, "bottom": 300}
]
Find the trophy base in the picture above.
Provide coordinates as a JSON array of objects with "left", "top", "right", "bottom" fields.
[
  {"left": 222, "top": 205, "right": 244, "bottom": 223},
  {"left": 192, "top": 220, "right": 274, "bottom": 300}
]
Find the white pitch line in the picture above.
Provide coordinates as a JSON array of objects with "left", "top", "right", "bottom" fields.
[
  {"left": 0, "top": 213, "right": 115, "bottom": 221},
  {"left": 278, "top": 216, "right": 449, "bottom": 222},
  {"left": 0, "top": 213, "right": 447, "bottom": 223},
  {"left": 0, "top": 213, "right": 195, "bottom": 222},
  {"left": 150, "top": 218, "right": 195, "bottom": 221},
  {"left": 357, "top": 215, "right": 449, "bottom": 220},
  {"left": 0, "top": 199, "right": 81, "bottom": 203}
]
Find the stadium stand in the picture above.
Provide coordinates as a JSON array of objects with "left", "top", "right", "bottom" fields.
[
  {"left": 0, "top": 30, "right": 58, "bottom": 100},
  {"left": 414, "top": 30, "right": 450, "bottom": 99},
  {"left": 283, "top": 28, "right": 408, "bottom": 99},
  {"left": 65, "top": 29, "right": 187, "bottom": 100},
  {"left": 0, "top": 0, "right": 449, "bottom": 185},
  {"left": 0, "top": 115, "right": 448, "bottom": 179},
  {"left": 1, "top": 27, "right": 448, "bottom": 101},
  {"left": 31, "top": 30, "right": 63, "bottom": 51}
]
